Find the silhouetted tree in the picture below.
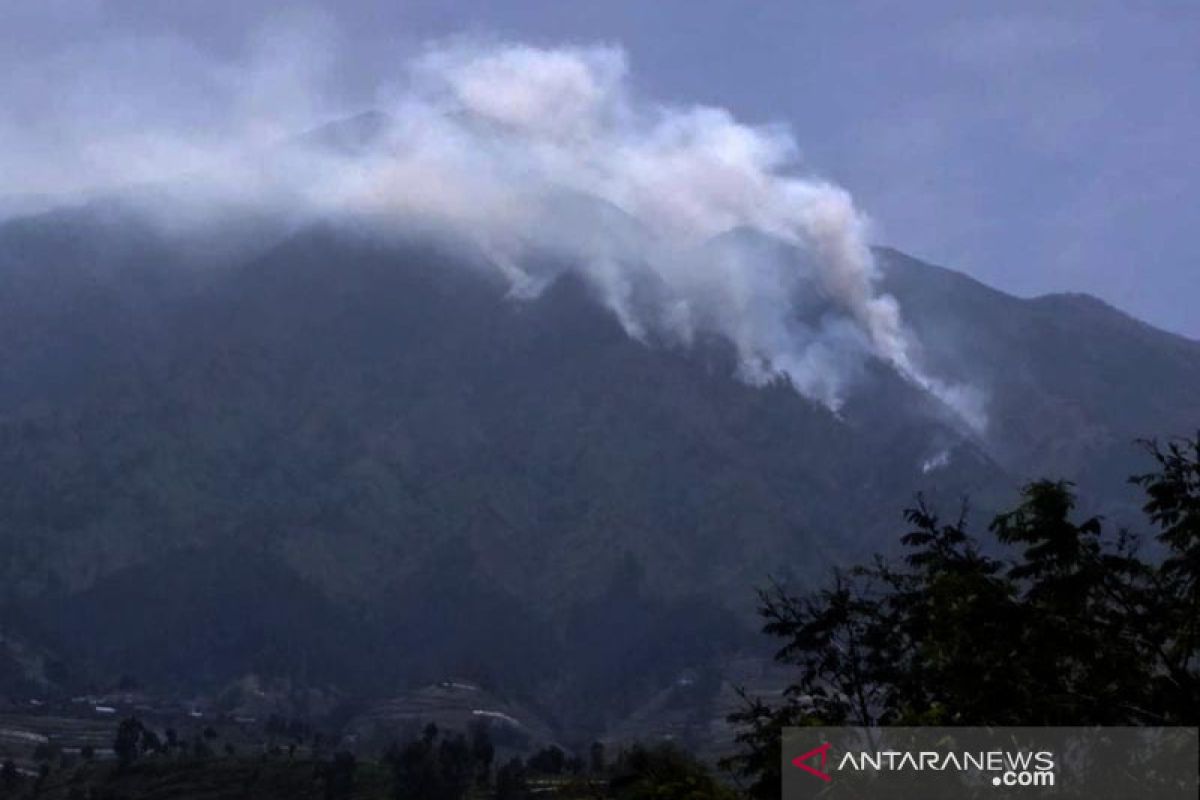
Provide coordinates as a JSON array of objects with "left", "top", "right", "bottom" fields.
[
  {"left": 387, "top": 723, "right": 501, "bottom": 800},
  {"left": 610, "top": 744, "right": 734, "bottom": 800},
  {"left": 113, "top": 717, "right": 144, "bottom": 770},
  {"left": 140, "top": 728, "right": 163, "bottom": 755},
  {"left": 32, "top": 742, "right": 60, "bottom": 763},
  {"left": 527, "top": 746, "right": 566, "bottom": 775},
  {"left": 589, "top": 741, "right": 606, "bottom": 774},
  {"left": 1, "top": 759, "right": 19, "bottom": 791},
  {"left": 494, "top": 758, "right": 528, "bottom": 800},
  {"left": 725, "top": 433, "right": 1200, "bottom": 799},
  {"left": 318, "top": 751, "right": 356, "bottom": 800},
  {"left": 1132, "top": 433, "right": 1200, "bottom": 719},
  {"left": 438, "top": 734, "right": 474, "bottom": 800},
  {"left": 468, "top": 720, "right": 495, "bottom": 786},
  {"left": 389, "top": 729, "right": 441, "bottom": 800},
  {"left": 192, "top": 737, "right": 214, "bottom": 759}
]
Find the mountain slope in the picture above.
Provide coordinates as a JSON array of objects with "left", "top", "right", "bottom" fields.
[
  {"left": 0, "top": 207, "right": 1194, "bottom": 728},
  {"left": 877, "top": 246, "right": 1200, "bottom": 503}
]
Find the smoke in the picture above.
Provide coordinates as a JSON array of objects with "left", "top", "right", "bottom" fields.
[
  {"left": 0, "top": 32, "right": 986, "bottom": 430},
  {"left": 360, "top": 41, "right": 985, "bottom": 428}
]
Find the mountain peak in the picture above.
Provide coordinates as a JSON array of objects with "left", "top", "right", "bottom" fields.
[{"left": 296, "top": 109, "right": 395, "bottom": 155}]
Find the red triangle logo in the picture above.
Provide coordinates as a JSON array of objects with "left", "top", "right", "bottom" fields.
[{"left": 791, "top": 742, "right": 832, "bottom": 782}]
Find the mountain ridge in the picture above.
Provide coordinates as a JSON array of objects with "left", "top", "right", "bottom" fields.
[{"left": 0, "top": 205, "right": 1195, "bottom": 736}]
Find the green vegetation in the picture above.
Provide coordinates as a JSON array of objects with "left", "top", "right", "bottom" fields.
[{"left": 724, "top": 433, "right": 1200, "bottom": 798}]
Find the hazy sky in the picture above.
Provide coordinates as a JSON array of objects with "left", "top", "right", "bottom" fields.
[{"left": 2, "top": 1, "right": 1196, "bottom": 336}]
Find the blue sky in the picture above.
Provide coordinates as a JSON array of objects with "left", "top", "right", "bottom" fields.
[{"left": 3, "top": 1, "right": 1196, "bottom": 336}]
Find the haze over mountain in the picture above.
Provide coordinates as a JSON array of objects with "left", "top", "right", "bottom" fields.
[
  {"left": 1, "top": 42, "right": 1197, "bottom": 743},
  {"left": 1, "top": 195, "right": 1196, "bottom": 726}
]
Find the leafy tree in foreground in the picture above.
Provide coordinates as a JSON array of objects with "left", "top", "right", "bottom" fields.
[
  {"left": 1132, "top": 434, "right": 1200, "bottom": 710},
  {"left": 725, "top": 433, "right": 1200, "bottom": 799}
]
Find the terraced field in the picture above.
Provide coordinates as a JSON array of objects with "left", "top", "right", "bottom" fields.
[
  {"left": 1, "top": 759, "right": 397, "bottom": 800},
  {"left": 0, "top": 712, "right": 115, "bottom": 769}
]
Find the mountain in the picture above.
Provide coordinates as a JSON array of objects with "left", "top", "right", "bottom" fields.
[
  {"left": 0, "top": 202, "right": 1195, "bottom": 737},
  {"left": 877, "top": 246, "right": 1200, "bottom": 504}
]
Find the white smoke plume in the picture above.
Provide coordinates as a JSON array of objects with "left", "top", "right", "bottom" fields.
[
  {"left": 0, "top": 35, "right": 986, "bottom": 430},
  {"left": 357, "top": 42, "right": 984, "bottom": 428}
]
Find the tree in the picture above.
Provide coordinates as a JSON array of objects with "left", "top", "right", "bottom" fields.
[
  {"left": 114, "top": 717, "right": 145, "bottom": 770},
  {"left": 319, "top": 752, "right": 356, "bottom": 800},
  {"left": 192, "top": 737, "right": 214, "bottom": 759},
  {"left": 141, "top": 727, "right": 163, "bottom": 755},
  {"left": 589, "top": 741, "right": 606, "bottom": 774},
  {"left": 1, "top": 759, "right": 19, "bottom": 791},
  {"left": 494, "top": 758, "right": 529, "bottom": 800},
  {"left": 609, "top": 744, "right": 734, "bottom": 800},
  {"left": 387, "top": 723, "right": 488, "bottom": 800},
  {"left": 989, "top": 480, "right": 1151, "bottom": 724},
  {"left": 1132, "top": 433, "right": 1200, "bottom": 720},
  {"left": 389, "top": 727, "right": 442, "bottom": 800},
  {"left": 527, "top": 746, "right": 566, "bottom": 776},
  {"left": 32, "top": 741, "right": 61, "bottom": 764},
  {"left": 437, "top": 733, "right": 475, "bottom": 800},
  {"left": 725, "top": 434, "right": 1200, "bottom": 798},
  {"left": 468, "top": 720, "right": 495, "bottom": 787}
]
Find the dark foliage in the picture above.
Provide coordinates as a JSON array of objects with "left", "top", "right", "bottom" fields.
[
  {"left": 608, "top": 744, "right": 734, "bottom": 800},
  {"left": 386, "top": 723, "right": 490, "bottom": 800},
  {"left": 113, "top": 717, "right": 145, "bottom": 770},
  {"left": 526, "top": 746, "right": 566, "bottom": 776},
  {"left": 493, "top": 758, "right": 529, "bottom": 800},
  {"left": 726, "top": 433, "right": 1200, "bottom": 798},
  {"left": 316, "top": 752, "right": 356, "bottom": 800},
  {"left": 0, "top": 760, "right": 19, "bottom": 791}
]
